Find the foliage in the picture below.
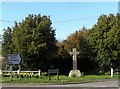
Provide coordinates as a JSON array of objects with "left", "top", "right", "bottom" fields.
[
  {"left": 2, "top": 14, "right": 57, "bottom": 71},
  {"left": 53, "top": 41, "right": 72, "bottom": 74},
  {"left": 2, "top": 27, "right": 13, "bottom": 56},
  {"left": 41, "top": 72, "right": 48, "bottom": 76},
  {"left": 56, "top": 27, "right": 97, "bottom": 74},
  {"left": 2, "top": 13, "right": 119, "bottom": 74},
  {"left": 56, "top": 14, "right": 120, "bottom": 74},
  {"left": 85, "top": 14, "right": 120, "bottom": 72}
]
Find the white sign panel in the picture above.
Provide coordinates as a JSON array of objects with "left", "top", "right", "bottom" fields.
[{"left": 8, "top": 54, "right": 22, "bottom": 64}]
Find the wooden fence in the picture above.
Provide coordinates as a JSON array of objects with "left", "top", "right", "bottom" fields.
[{"left": 0, "top": 70, "right": 41, "bottom": 78}]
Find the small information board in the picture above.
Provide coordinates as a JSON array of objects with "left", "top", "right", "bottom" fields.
[
  {"left": 48, "top": 69, "right": 59, "bottom": 80},
  {"left": 8, "top": 54, "right": 22, "bottom": 64}
]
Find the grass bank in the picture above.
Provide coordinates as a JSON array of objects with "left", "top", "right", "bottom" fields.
[{"left": 1, "top": 74, "right": 119, "bottom": 84}]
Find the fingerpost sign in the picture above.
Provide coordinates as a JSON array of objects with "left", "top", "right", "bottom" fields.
[
  {"left": 8, "top": 54, "right": 22, "bottom": 81},
  {"left": 8, "top": 54, "right": 22, "bottom": 64}
]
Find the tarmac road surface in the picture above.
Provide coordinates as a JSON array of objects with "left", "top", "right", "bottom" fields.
[{"left": 1, "top": 79, "right": 119, "bottom": 89}]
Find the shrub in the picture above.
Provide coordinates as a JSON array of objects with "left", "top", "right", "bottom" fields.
[
  {"left": 99, "top": 71, "right": 105, "bottom": 75},
  {"left": 41, "top": 72, "right": 47, "bottom": 76},
  {"left": 105, "top": 72, "right": 110, "bottom": 75},
  {"left": 34, "top": 74, "right": 39, "bottom": 78}
]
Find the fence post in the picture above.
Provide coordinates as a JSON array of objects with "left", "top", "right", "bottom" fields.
[
  {"left": 17, "top": 70, "right": 19, "bottom": 75},
  {"left": 18, "top": 65, "right": 21, "bottom": 79},
  {"left": 39, "top": 70, "right": 41, "bottom": 78},
  {"left": 17, "top": 70, "right": 21, "bottom": 79},
  {"left": 111, "top": 68, "right": 113, "bottom": 77}
]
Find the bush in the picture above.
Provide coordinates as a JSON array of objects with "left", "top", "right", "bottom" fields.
[
  {"left": 34, "top": 74, "right": 39, "bottom": 78},
  {"left": 105, "top": 72, "right": 110, "bottom": 75},
  {"left": 99, "top": 71, "right": 105, "bottom": 75},
  {"left": 41, "top": 72, "right": 47, "bottom": 76}
]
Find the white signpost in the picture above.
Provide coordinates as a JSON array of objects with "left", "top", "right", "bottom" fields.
[{"left": 8, "top": 54, "right": 22, "bottom": 80}]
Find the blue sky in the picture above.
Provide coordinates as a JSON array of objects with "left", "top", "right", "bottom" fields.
[{"left": 1, "top": 2, "right": 118, "bottom": 40}]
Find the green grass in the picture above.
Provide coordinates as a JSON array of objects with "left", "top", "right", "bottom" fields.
[{"left": 1, "top": 74, "right": 119, "bottom": 84}]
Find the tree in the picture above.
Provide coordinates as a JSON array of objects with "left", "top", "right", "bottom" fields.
[
  {"left": 0, "top": 34, "right": 3, "bottom": 55},
  {"left": 53, "top": 41, "right": 72, "bottom": 74},
  {"left": 2, "top": 14, "right": 57, "bottom": 71},
  {"left": 58, "top": 27, "right": 96, "bottom": 74},
  {"left": 2, "top": 27, "right": 13, "bottom": 57},
  {"left": 85, "top": 14, "right": 120, "bottom": 73}
]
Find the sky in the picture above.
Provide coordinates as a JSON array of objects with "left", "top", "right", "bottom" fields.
[{"left": 1, "top": 2, "right": 118, "bottom": 40}]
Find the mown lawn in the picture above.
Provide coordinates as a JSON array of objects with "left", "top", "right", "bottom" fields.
[{"left": 1, "top": 74, "right": 119, "bottom": 84}]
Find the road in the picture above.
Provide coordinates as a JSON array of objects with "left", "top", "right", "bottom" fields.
[{"left": 1, "top": 79, "right": 119, "bottom": 89}]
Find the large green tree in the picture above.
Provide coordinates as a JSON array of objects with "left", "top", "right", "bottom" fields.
[
  {"left": 2, "top": 14, "right": 57, "bottom": 71},
  {"left": 2, "top": 27, "right": 13, "bottom": 56},
  {"left": 85, "top": 14, "right": 120, "bottom": 72}
]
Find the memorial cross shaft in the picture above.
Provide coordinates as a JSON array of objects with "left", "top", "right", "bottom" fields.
[{"left": 70, "top": 48, "right": 79, "bottom": 70}]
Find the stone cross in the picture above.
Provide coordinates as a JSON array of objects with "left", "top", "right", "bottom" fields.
[{"left": 70, "top": 48, "right": 79, "bottom": 70}]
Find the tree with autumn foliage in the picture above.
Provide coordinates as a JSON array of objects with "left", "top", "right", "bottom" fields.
[{"left": 56, "top": 27, "right": 97, "bottom": 74}]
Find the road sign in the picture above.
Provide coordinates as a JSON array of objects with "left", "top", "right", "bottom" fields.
[{"left": 8, "top": 54, "right": 22, "bottom": 64}]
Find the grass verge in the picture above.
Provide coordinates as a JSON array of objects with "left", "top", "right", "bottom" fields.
[{"left": 1, "top": 74, "right": 118, "bottom": 84}]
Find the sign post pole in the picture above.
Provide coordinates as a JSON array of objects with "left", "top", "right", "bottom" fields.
[{"left": 10, "top": 65, "right": 13, "bottom": 81}]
